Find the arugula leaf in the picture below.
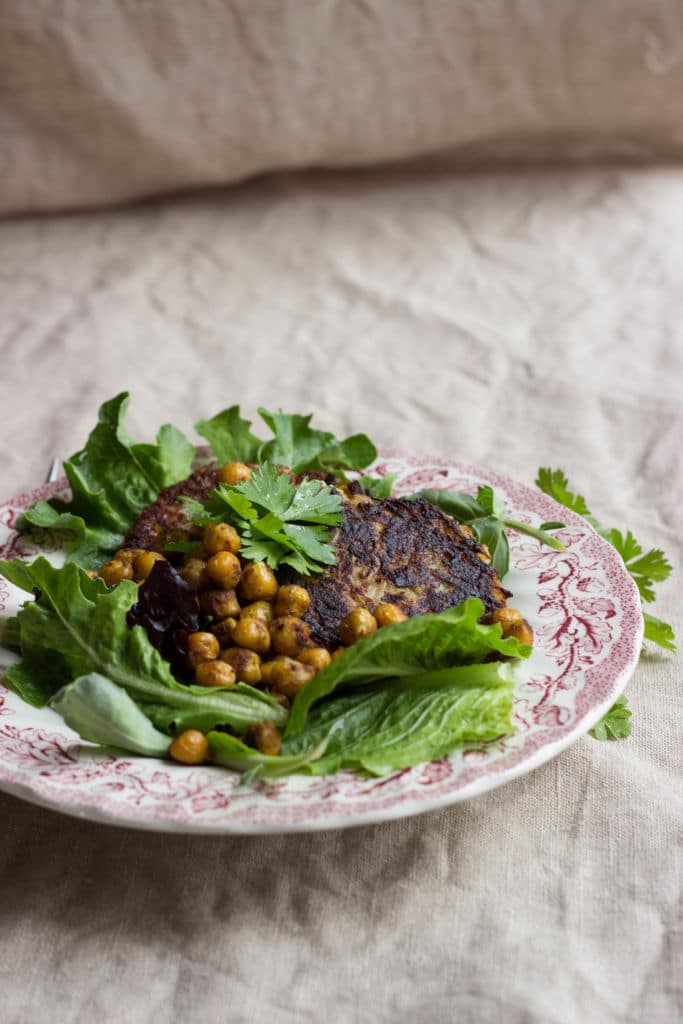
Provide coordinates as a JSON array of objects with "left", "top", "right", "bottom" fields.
[
  {"left": 588, "top": 695, "right": 632, "bottom": 741},
  {"left": 189, "top": 465, "right": 344, "bottom": 576},
  {"left": 356, "top": 474, "right": 397, "bottom": 499},
  {"left": 19, "top": 393, "right": 195, "bottom": 568},
  {"left": 287, "top": 597, "right": 531, "bottom": 733},
  {"left": 51, "top": 673, "right": 172, "bottom": 756},
  {"left": 405, "top": 486, "right": 564, "bottom": 579},
  {"left": 282, "top": 663, "right": 515, "bottom": 776},
  {"left": 195, "top": 406, "right": 261, "bottom": 464},
  {"left": 207, "top": 732, "right": 328, "bottom": 779},
  {"left": 0, "top": 557, "right": 286, "bottom": 733},
  {"left": 257, "top": 408, "right": 376, "bottom": 473}
]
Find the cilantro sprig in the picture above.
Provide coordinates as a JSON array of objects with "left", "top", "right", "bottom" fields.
[
  {"left": 536, "top": 468, "right": 675, "bottom": 742},
  {"left": 185, "top": 464, "right": 343, "bottom": 576}
]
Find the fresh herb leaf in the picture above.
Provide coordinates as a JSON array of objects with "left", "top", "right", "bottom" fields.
[
  {"left": 287, "top": 597, "right": 531, "bottom": 733},
  {"left": 194, "top": 406, "right": 261, "bottom": 464},
  {"left": 189, "top": 465, "right": 344, "bottom": 576},
  {"left": 19, "top": 393, "right": 195, "bottom": 568},
  {"left": 535, "top": 468, "right": 592, "bottom": 518},
  {"left": 357, "top": 474, "right": 397, "bottom": 499},
  {"left": 534, "top": 468, "right": 675, "bottom": 652},
  {"left": 0, "top": 557, "right": 286, "bottom": 734},
  {"left": 282, "top": 662, "right": 515, "bottom": 776},
  {"left": 642, "top": 612, "right": 676, "bottom": 651},
  {"left": 51, "top": 673, "right": 172, "bottom": 756},
  {"left": 588, "top": 695, "right": 632, "bottom": 741}
]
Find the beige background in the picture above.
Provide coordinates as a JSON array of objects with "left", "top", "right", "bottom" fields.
[
  {"left": 2, "top": 0, "right": 683, "bottom": 215},
  {"left": 0, "top": 165, "right": 681, "bottom": 1022}
]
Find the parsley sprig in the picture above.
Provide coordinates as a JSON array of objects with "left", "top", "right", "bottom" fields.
[
  {"left": 536, "top": 468, "right": 675, "bottom": 742},
  {"left": 184, "top": 464, "right": 343, "bottom": 576}
]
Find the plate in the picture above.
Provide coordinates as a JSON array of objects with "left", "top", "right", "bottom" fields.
[{"left": 0, "top": 451, "right": 643, "bottom": 834}]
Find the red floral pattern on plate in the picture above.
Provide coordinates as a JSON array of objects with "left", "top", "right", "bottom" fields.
[{"left": 0, "top": 452, "right": 643, "bottom": 834}]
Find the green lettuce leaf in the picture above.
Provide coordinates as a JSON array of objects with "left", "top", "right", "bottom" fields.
[
  {"left": 51, "top": 672, "right": 172, "bottom": 756},
  {"left": 356, "top": 474, "right": 396, "bottom": 499},
  {"left": 257, "top": 409, "right": 376, "bottom": 473},
  {"left": 0, "top": 557, "right": 286, "bottom": 732},
  {"left": 19, "top": 393, "right": 195, "bottom": 568},
  {"left": 286, "top": 597, "right": 530, "bottom": 733},
  {"left": 282, "top": 662, "right": 515, "bottom": 775},
  {"left": 194, "top": 406, "right": 261, "bottom": 464},
  {"left": 207, "top": 731, "right": 328, "bottom": 779}
]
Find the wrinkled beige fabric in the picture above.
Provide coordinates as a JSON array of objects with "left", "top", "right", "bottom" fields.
[
  {"left": 1, "top": 0, "right": 683, "bottom": 215},
  {"left": 0, "top": 166, "right": 681, "bottom": 1023}
]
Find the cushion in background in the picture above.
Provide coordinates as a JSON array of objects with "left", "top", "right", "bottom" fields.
[{"left": 1, "top": 0, "right": 683, "bottom": 216}]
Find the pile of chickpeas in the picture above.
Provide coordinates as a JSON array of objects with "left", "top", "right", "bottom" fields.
[{"left": 96, "top": 461, "right": 411, "bottom": 768}]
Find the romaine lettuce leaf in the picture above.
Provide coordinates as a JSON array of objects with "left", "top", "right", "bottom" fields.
[
  {"left": 282, "top": 662, "right": 515, "bottom": 775},
  {"left": 286, "top": 597, "right": 530, "bottom": 732},
  {"left": 51, "top": 673, "right": 172, "bottom": 756},
  {"left": 0, "top": 557, "right": 285, "bottom": 732},
  {"left": 19, "top": 393, "right": 195, "bottom": 567},
  {"left": 194, "top": 406, "right": 261, "bottom": 464}
]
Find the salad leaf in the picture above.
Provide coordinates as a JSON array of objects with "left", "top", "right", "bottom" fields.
[
  {"left": 19, "top": 393, "right": 195, "bottom": 568},
  {"left": 51, "top": 673, "right": 172, "bottom": 756},
  {"left": 0, "top": 557, "right": 286, "bottom": 732},
  {"left": 588, "top": 695, "right": 632, "bottom": 741},
  {"left": 194, "top": 406, "right": 261, "bottom": 464},
  {"left": 287, "top": 597, "right": 531, "bottom": 732},
  {"left": 356, "top": 474, "right": 397, "bottom": 499},
  {"left": 142, "top": 684, "right": 283, "bottom": 736},
  {"left": 207, "top": 731, "right": 328, "bottom": 779},
  {"left": 406, "top": 486, "right": 564, "bottom": 580},
  {"left": 187, "top": 464, "right": 344, "bottom": 576},
  {"left": 534, "top": 467, "right": 675, "bottom": 650},
  {"left": 282, "top": 662, "right": 515, "bottom": 775},
  {"left": 256, "top": 408, "right": 376, "bottom": 473}
]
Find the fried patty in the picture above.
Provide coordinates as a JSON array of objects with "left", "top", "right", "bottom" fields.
[
  {"left": 299, "top": 486, "right": 508, "bottom": 648},
  {"left": 124, "top": 469, "right": 509, "bottom": 649}
]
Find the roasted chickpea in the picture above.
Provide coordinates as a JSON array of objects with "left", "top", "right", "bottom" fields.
[
  {"left": 270, "top": 616, "right": 311, "bottom": 657},
  {"left": 266, "top": 657, "right": 314, "bottom": 700},
  {"left": 133, "top": 550, "right": 166, "bottom": 581},
  {"left": 181, "top": 557, "right": 210, "bottom": 590},
  {"left": 339, "top": 607, "right": 378, "bottom": 646},
  {"left": 220, "top": 647, "right": 262, "bottom": 685},
  {"left": 114, "top": 548, "right": 144, "bottom": 566},
  {"left": 239, "top": 562, "right": 278, "bottom": 602},
  {"left": 216, "top": 461, "right": 252, "bottom": 485},
  {"left": 298, "top": 647, "right": 332, "bottom": 672},
  {"left": 206, "top": 551, "right": 242, "bottom": 589},
  {"left": 374, "top": 603, "right": 408, "bottom": 628},
  {"left": 273, "top": 584, "right": 310, "bottom": 618},
  {"left": 195, "top": 660, "right": 236, "bottom": 688},
  {"left": 483, "top": 607, "right": 534, "bottom": 646},
  {"left": 232, "top": 616, "right": 271, "bottom": 654},
  {"left": 245, "top": 720, "right": 281, "bottom": 756},
  {"left": 98, "top": 559, "right": 134, "bottom": 587},
  {"left": 212, "top": 616, "right": 237, "bottom": 647},
  {"left": 186, "top": 631, "right": 220, "bottom": 670},
  {"left": 259, "top": 661, "right": 277, "bottom": 687},
  {"left": 169, "top": 730, "right": 210, "bottom": 765},
  {"left": 203, "top": 522, "right": 241, "bottom": 555},
  {"left": 240, "top": 600, "right": 274, "bottom": 626},
  {"left": 199, "top": 588, "right": 241, "bottom": 620}
]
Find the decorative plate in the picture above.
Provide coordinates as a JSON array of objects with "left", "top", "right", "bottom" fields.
[{"left": 0, "top": 452, "right": 643, "bottom": 834}]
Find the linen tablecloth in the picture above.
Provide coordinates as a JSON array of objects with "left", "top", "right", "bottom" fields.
[{"left": 0, "top": 166, "right": 681, "bottom": 1023}]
